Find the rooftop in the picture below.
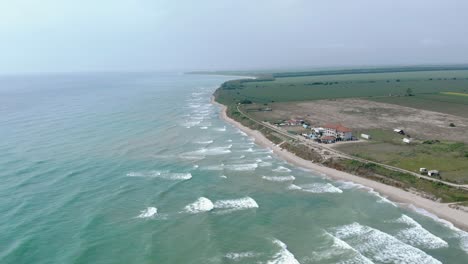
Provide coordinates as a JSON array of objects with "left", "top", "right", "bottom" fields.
[{"left": 323, "top": 124, "right": 352, "bottom": 133}]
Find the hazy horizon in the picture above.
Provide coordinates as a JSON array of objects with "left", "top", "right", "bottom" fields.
[{"left": 1, "top": 0, "right": 468, "bottom": 74}]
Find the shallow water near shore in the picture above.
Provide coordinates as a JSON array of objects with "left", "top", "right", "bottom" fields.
[{"left": 1, "top": 72, "right": 468, "bottom": 263}]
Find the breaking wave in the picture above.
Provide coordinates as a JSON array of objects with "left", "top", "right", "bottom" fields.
[
  {"left": 213, "top": 197, "right": 259, "bottom": 214},
  {"left": 262, "top": 175, "right": 296, "bottom": 182},
  {"left": 332, "top": 222, "right": 442, "bottom": 264},
  {"left": 126, "top": 171, "right": 192, "bottom": 180},
  {"left": 267, "top": 239, "right": 299, "bottom": 264},
  {"left": 225, "top": 251, "right": 260, "bottom": 261},
  {"left": 408, "top": 205, "right": 468, "bottom": 254},
  {"left": 393, "top": 214, "right": 448, "bottom": 249},
  {"left": 137, "top": 207, "right": 158, "bottom": 218},
  {"left": 225, "top": 163, "right": 258, "bottom": 171},
  {"left": 273, "top": 166, "right": 291, "bottom": 173},
  {"left": 288, "top": 183, "right": 343, "bottom": 193},
  {"left": 184, "top": 197, "right": 214, "bottom": 214},
  {"left": 195, "top": 140, "right": 214, "bottom": 144}
]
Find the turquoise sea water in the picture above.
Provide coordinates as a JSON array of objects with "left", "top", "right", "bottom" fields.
[{"left": 1, "top": 72, "right": 468, "bottom": 264}]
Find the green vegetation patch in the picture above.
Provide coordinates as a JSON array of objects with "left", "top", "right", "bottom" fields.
[
  {"left": 336, "top": 130, "right": 468, "bottom": 184},
  {"left": 327, "top": 158, "right": 468, "bottom": 203}
]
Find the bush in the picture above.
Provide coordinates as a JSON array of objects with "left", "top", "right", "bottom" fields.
[{"left": 449, "top": 123, "right": 456, "bottom": 127}]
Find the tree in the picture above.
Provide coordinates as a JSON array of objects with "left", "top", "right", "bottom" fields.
[
  {"left": 449, "top": 123, "right": 456, "bottom": 127},
  {"left": 405, "top": 88, "right": 414, "bottom": 96}
]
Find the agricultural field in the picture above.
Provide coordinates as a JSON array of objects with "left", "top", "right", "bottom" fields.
[
  {"left": 216, "top": 70, "right": 468, "bottom": 104},
  {"left": 244, "top": 98, "right": 468, "bottom": 143},
  {"left": 334, "top": 129, "right": 468, "bottom": 184},
  {"left": 371, "top": 92, "right": 468, "bottom": 118}
]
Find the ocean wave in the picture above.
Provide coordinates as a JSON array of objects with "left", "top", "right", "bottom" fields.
[
  {"left": 213, "top": 197, "right": 259, "bottom": 214},
  {"left": 267, "top": 239, "right": 299, "bottom": 264},
  {"left": 184, "top": 197, "right": 214, "bottom": 214},
  {"left": 187, "top": 146, "right": 232, "bottom": 156},
  {"left": 367, "top": 189, "right": 397, "bottom": 207},
  {"left": 225, "top": 163, "right": 258, "bottom": 171},
  {"left": 272, "top": 166, "right": 291, "bottom": 173},
  {"left": 287, "top": 184, "right": 302, "bottom": 190},
  {"left": 262, "top": 175, "right": 296, "bottom": 182},
  {"left": 288, "top": 183, "right": 343, "bottom": 193},
  {"left": 332, "top": 222, "right": 442, "bottom": 264},
  {"left": 214, "top": 126, "right": 226, "bottom": 132},
  {"left": 225, "top": 251, "right": 260, "bottom": 261},
  {"left": 408, "top": 205, "right": 468, "bottom": 254},
  {"left": 137, "top": 207, "right": 157, "bottom": 218},
  {"left": 307, "top": 232, "right": 374, "bottom": 264},
  {"left": 259, "top": 162, "right": 273, "bottom": 167},
  {"left": 126, "top": 171, "right": 192, "bottom": 180},
  {"left": 393, "top": 214, "right": 448, "bottom": 249},
  {"left": 194, "top": 140, "right": 214, "bottom": 144}
]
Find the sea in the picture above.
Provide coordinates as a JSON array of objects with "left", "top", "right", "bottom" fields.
[{"left": 0, "top": 72, "right": 467, "bottom": 264}]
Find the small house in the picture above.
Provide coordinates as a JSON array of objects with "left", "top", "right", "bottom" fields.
[
  {"left": 419, "top": 168, "right": 427, "bottom": 174},
  {"left": 393, "top": 129, "right": 405, "bottom": 135},
  {"left": 403, "top": 138, "right": 412, "bottom": 144},
  {"left": 428, "top": 170, "right": 440, "bottom": 177},
  {"left": 361, "top": 133, "right": 371, "bottom": 140},
  {"left": 323, "top": 124, "right": 353, "bottom": 141}
]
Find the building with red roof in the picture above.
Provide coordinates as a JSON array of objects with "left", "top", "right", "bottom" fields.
[{"left": 323, "top": 124, "right": 353, "bottom": 141}]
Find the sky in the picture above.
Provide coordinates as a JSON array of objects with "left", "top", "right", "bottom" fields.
[{"left": 1, "top": 0, "right": 468, "bottom": 73}]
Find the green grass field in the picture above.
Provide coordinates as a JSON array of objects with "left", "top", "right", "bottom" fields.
[
  {"left": 336, "top": 129, "right": 468, "bottom": 184},
  {"left": 216, "top": 70, "right": 468, "bottom": 106}
]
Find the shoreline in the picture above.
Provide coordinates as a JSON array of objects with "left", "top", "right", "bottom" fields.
[{"left": 212, "top": 97, "right": 468, "bottom": 232}]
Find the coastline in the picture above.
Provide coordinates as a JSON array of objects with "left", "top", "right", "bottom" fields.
[{"left": 212, "top": 97, "right": 468, "bottom": 232}]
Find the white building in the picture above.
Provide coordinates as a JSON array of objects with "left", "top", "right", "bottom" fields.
[
  {"left": 403, "top": 138, "right": 412, "bottom": 144},
  {"left": 361, "top": 133, "right": 371, "bottom": 140},
  {"left": 323, "top": 124, "right": 353, "bottom": 141}
]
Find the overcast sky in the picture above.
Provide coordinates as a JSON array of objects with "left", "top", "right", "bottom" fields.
[{"left": 1, "top": 0, "right": 468, "bottom": 73}]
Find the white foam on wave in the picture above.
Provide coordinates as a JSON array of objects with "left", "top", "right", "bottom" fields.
[
  {"left": 137, "top": 207, "right": 158, "bottom": 218},
  {"left": 214, "top": 126, "right": 226, "bottom": 132},
  {"left": 333, "top": 222, "right": 442, "bottom": 264},
  {"left": 288, "top": 183, "right": 343, "bottom": 193},
  {"left": 259, "top": 162, "right": 273, "bottom": 167},
  {"left": 307, "top": 232, "right": 374, "bottom": 264},
  {"left": 262, "top": 175, "right": 296, "bottom": 182},
  {"left": 337, "top": 180, "right": 367, "bottom": 190},
  {"left": 195, "top": 140, "right": 214, "bottom": 144},
  {"left": 213, "top": 197, "right": 259, "bottom": 214},
  {"left": 287, "top": 184, "right": 302, "bottom": 190},
  {"left": 367, "top": 189, "right": 397, "bottom": 207},
  {"left": 189, "top": 146, "right": 232, "bottom": 156},
  {"left": 200, "top": 126, "right": 208, "bottom": 130},
  {"left": 203, "top": 164, "right": 225, "bottom": 171},
  {"left": 225, "top": 163, "right": 258, "bottom": 171},
  {"left": 267, "top": 239, "right": 299, "bottom": 264},
  {"left": 408, "top": 205, "right": 468, "bottom": 254},
  {"left": 220, "top": 175, "right": 228, "bottom": 179},
  {"left": 126, "top": 171, "right": 192, "bottom": 180},
  {"left": 243, "top": 147, "right": 254, "bottom": 152},
  {"left": 393, "top": 214, "right": 448, "bottom": 249},
  {"left": 273, "top": 166, "right": 292, "bottom": 173},
  {"left": 160, "top": 172, "right": 192, "bottom": 180},
  {"left": 184, "top": 197, "right": 214, "bottom": 214},
  {"left": 238, "top": 130, "right": 248, "bottom": 136},
  {"left": 225, "top": 251, "right": 260, "bottom": 261}
]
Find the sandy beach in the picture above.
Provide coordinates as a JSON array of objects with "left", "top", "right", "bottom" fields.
[{"left": 213, "top": 98, "right": 468, "bottom": 231}]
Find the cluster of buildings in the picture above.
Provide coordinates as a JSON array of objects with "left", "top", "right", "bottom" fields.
[{"left": 303, "top": 123, "right": 354, "bottom": 144}]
